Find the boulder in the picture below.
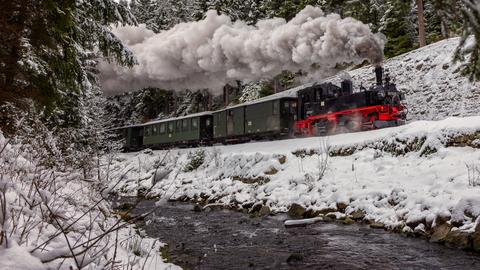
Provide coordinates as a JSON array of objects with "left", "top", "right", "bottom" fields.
[
  {"left": 304, "top": 208, "right": 320, "bottom": 218},
  {"left": 342, "top": 217, "right": 354, "bottom": 225},
  {"left": 350, "top": 210, "right": 366, "bottom": 221},
  {"left": 445, "top": 229, "right": 471, "bottom": 249},
  {"left": 193, "top": 204, "right": 203, "bottom": 212},
  {"left": 433, "top": 214, "right": 450, "bottom": 227},
  {"left": 322, "top": 215, "right": 335, "bottom": 222},
  {"left": 473, "top": 223, "right": 480, "bottom": 252},
  {"left": 317, "top": 207, "right": 337, "bottom": 215},
  {"left": 326, "top": 212, "right": 337, "bottom": 219},
  {"left": 370, "top": 222, "right": 385, "bottom": 229},
  {"left": 413, "top": 224, "right": 428, "bottom": 238},
  {"left": 286, "top": 253, "right": 304, "bottom": 264},
  {"left": 450, "top": 218, "right": 465, "bottom": 228},
  {"left": 258, "top": 205, "right": 271, "bottom": 216},
  {"left": 249, "top": 203, "right": 263, "bottom": 213},
  {"left": 242, "top": 201, "right": 255, "bottom": 210},
  {"left": 203, "top": 203, "right": 224, "bottom": 211},
  {"left": 430, "top": 223, "right": 453, "bottom": 243},
  {"left": 278, "top": 155, "right": 287, "bottom": 165},
  {"left": 336, "top": 202, "right": 348, "bottom": 212},
  {"left": 406, "top": 218, "right": 426, "bottom": 230},
  {"left": 288, "top": 203, "right": 306, "bottom": 218}
]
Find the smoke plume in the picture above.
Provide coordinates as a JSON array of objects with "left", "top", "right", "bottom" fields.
[{"left": 99, "top": 5, "right": 386, "bottom": 95}]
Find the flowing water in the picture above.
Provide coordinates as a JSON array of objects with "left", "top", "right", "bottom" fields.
[{"left": 124, "top": 200, "right": 480, "bottom": 270}]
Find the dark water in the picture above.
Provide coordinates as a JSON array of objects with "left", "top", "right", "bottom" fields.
[{"left": 129, "top": 200, "right": 480, "bottom": 270}]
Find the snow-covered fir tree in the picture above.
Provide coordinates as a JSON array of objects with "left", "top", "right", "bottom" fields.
[
  {"left": 1, "top": 0, "right": 138, "bottom": 169},
  {"left": 455, "top": 0, "right": 480, "bottom": 80}
]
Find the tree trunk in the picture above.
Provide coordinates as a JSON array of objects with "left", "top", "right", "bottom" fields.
[
  {"left": 417, "top": 0, "right": 426, "bottom": 47},
  {"left": 224, "top": 86, "right": 229, "bottom": 106},
  {"left": 440, "top": 18, "right": 448, "bottom": 38}
]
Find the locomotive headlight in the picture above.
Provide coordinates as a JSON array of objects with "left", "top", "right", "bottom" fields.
[{"left": 377, "top": 91, "right": 385, "bottom": 98}]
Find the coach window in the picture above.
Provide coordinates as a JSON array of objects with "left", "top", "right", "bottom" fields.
[
  {"left": 182, "top": 119, "right": 189, "bottom": 131},
  {"left": 168, "top": 122, "right": 173, "bottom": 133},
  {"left": 191, "top": 118, "right": 198, "bottom": 129},
  {"left": 152, "top": 125, "right": 157, "bottom": 135},
  {"left": 206, "top": 118, "right": 211, "bottom": 127},
  {"left": 315, "top": 89, "right": 321, "bottom": 101},
  {"left": 145, "top": 126, "right": 150, "bottom": 137},
  {"left": 159, "top": 123, "right": 166, "bottom": 134},
  {"left": 273, "top": 101, "right": 279, "bottom": 115},
  {"left": 176, "top": 120, "right": 181, "bottom": 132}
]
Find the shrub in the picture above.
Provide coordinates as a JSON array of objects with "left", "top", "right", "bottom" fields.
[{"left": 184, "top": 149, "right": 206, "bottom": 172}]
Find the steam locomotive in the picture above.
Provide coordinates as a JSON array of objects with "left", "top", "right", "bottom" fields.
[{"left": 117, "top": 67, "right": 406, "bottom": 150}]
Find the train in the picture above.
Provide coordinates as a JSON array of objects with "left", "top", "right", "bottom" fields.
[{"left": 115, "top": 67, "right": 406, "bottom": 151}]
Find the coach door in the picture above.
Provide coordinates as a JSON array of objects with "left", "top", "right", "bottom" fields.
[{"left": 227, "top": 109, "right": 234, "bottom": 136}]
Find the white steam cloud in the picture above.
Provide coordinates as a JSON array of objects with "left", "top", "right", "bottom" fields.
[{"left": 99, "top": 5, "right": 386, "bottom": 95}]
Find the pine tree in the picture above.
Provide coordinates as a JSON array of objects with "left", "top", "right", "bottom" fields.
[
  {"left": 343, "top": 0, "right": 385, "bottom": 32},
  {"left": 380, "top": 0, "right": 417, "bottom": 57},
  {"left": 1, "top": 0, "right": 139, "bottom": 171},
  {"left": 0, "top": 0, "right": 136, "bottom": 129},
  {"left": 429, "top": 0, "right": 464, "bottom": 38},
  {"left": 1, "top": 0, "right": 79, "bottom": 120},
  {"left": 130, "top": 0, "right": 161, "bottom": 32},
  {"left": 455, "top": 0, "right": 480, "bottom": 80},
  {"left": 131, "top": 0, "right": 200, "bottom": 32}
]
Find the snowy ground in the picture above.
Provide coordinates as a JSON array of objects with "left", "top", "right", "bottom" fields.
[
  {"left": 110, "top": 116, "right": 480, "bottom": 243},
  {"left": 0, "top": 131, "right": 179, "bottom": 270}
]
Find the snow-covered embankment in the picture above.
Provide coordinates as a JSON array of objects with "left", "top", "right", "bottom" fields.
[{"left": 0, "top": 131, "right": 179, "bottom": 270}]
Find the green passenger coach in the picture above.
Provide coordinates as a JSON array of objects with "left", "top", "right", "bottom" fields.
[
  {"left": 213, "top": 106, "right": 246, "bottom": 139},
  {"left": 142, "top": 112, "right": 213, "bottom": 148},
  {"left": 213, "top": 97, "right": 297, "bottom": 141},
  {"left": 245, "top": 97, "right": 297, "bottom": 137}
]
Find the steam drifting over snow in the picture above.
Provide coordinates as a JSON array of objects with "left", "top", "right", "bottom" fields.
[{"left": 99, "top": 5, "right": 385, "bottom": 95}]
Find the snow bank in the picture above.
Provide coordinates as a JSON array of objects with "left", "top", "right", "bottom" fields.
[
  {"left": 0, "top": 243, "right": 46, "bottom": 270},
  {"left": 110, "top": 116, "right": 480, "bottom": 240},
  {"left": 0, "top": 131, "right": 178, "bottom": 270}
]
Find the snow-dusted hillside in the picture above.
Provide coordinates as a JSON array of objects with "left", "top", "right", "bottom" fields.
[{"left": 110, "top": 116, "right": 480, "bottom": 250}]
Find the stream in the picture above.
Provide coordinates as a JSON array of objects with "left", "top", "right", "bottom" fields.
[{"left": 124, "top": 200, "right": 480, "bottom": 270}]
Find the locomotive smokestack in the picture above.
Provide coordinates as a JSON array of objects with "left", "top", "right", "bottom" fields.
[{"left": 375, "top": 66, "right": 383, "bottom": 86}]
